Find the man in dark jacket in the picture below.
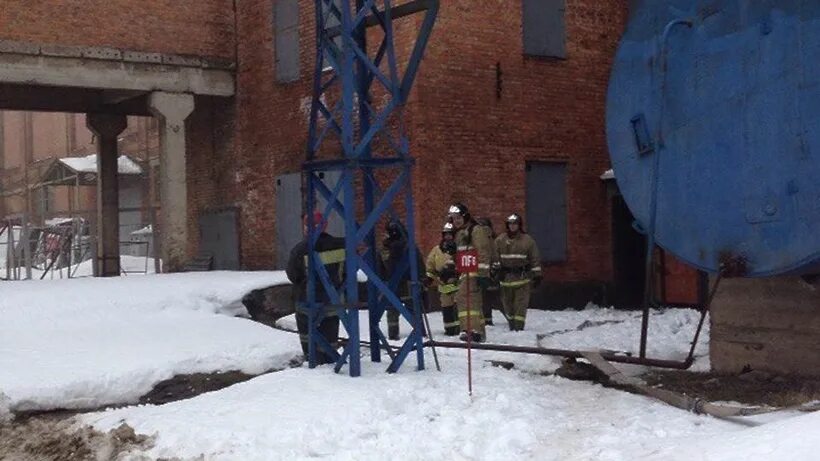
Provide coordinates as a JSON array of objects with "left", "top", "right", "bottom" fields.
[
  {"left": 378, "top": 219, "right": 426, "bottom": 340},
  {"left": 286, "top": 211, "right": 345, "bottom": 364}
]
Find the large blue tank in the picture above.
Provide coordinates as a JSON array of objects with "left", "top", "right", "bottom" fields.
[{"left": 606, "top": 1, "right": 820, "bottom": 277}]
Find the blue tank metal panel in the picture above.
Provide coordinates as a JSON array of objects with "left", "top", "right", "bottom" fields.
[{"left": 606, "top": 1, "right": 820, "bottom": 276}]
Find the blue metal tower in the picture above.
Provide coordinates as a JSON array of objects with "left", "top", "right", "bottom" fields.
[{"left": 303, "top": 0, "right": 438, "bottom": 376}]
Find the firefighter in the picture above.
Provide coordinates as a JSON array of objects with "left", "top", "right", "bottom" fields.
[
  {"left": 449, "top": 202, "right": 494, "bottom": 343},
  {"left": 493, "top": 213, "right": 541, "bottom": 331},
  {"left": 285, "top": 211, "right": 345, "bottom": 364},
  {"left": 476, "top": 217, "right": 499, "bottom": 326},
  {"left": 379, "top": 219, "right": 425, "bottom": 340},
  {"left": 425, "top": 222, "right": 460, "bottom": 336}
]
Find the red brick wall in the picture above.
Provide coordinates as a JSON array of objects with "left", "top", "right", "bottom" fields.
[
  {"left": 662, "top": 252, "right": 704, "bottom": 306},
  {"left": 0, "top": 0, "right": 236, "bottom": 59},
  {"left": 227, "top": 0, "right": 316, "bottom": 269},
  {"left": 208, "top": 0, "right": 627, "bottom": 282},
  {"left": 185, "top": 96, "right": 241, "bottom": 261},
  {"left": 411, "top": 0, "right": 627, "bottom": 283}
]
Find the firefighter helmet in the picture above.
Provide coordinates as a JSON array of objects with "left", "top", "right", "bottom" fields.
[
  {"left": 505, "top": 213, "right": 523, "bottom": 232},
  {"left": 447, "top": 202, "right": 470, "bottom": 223}
]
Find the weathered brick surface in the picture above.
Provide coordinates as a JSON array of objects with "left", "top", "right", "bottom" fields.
[
  {"left": 224, "top": 0, "right": 627, "bottom": 282},
  {"left": 228, "top": 0, "right": 315, "bottom": 268},
  {"left": 0, "top": 0, "right": 236, "bottom": 59},
  {"left": 0, "top": 0, "right": 630, "bottom": 288},
  {"left": 185, "top": 96, "right": 241, "bottom": 260},
  {"left": 411, "top": 0, "right": 626, "bottom": 284}
]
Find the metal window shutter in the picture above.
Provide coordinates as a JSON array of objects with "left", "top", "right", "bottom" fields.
[
  {"left": 522, "top": 0, "right": 566, "bottom": 58},
  {"left": 275, "top": 171, "right": 346, "bottom": 268},
  {"left": 526, "top": 162, "right": 568, "bottom": 262},
  {"left": 199, "top": 209, "right": 240, "bottom": 270},
  {"left": 274, "top": 0, "right": 300, "bottom": 83},
  {"left": 275, "top": 172, "right": 303, "bottom": 269}
]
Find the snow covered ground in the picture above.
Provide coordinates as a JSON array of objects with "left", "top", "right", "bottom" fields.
[
  {"left": 85, "top": 359, "right": 738, "bottom": 461},
  {"left": 83, "top": 303, "right": 812, "bottom": 461},
  {"left": 277, "top": 305, "right": 710, "bottom": 374},
  {"left": 3, "top": 272, "right": 817, "bottom": 459},
  {"left": 82, "top": 304, "right": 813, "bottom": 460},
  {"left": 0, "top": 271, "right": 299, "bottom": 413}
]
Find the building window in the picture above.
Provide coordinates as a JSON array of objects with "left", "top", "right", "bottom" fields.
[
  {"left": 525, "top": 161, "right": 568, "bottom": 262},
  {"left": 274, "top": 0, "right": 300, "bottom": 83},
  {"left": 522, "top": 0, "right": 567, "bottom": 59},
  {"left": 39, "top": 186, "right": 52, "bottom": 216}
]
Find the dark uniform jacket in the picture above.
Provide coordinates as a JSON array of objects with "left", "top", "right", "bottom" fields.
[
  {"left": 286, "top": 232, "right": 346, "bottom": 307},
  {"left": 378, "top": 233, "right": 425, "bottom": 298}
]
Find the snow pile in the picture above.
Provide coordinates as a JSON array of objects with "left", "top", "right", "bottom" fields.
[
  {"left": 81, "top": 303, "right": 819, "bottom": 460},
  {"left": 0, "top": 392, "right": 11, "bottom": 423},
  {"left": 130, "top": 224, "right": 153, "bottom": 236},
  {"left": 0, "top": 272, "right": 297, "bottom": 412},
  {"left": 5, "top": 273, "right": 817, "bottom": 459},
  {"left": 44, "top": 217, "right": 75, "bottom": 226},
  {"left": 533, "top": 307, "right": 710, "bottom": 371},
  {"left": 651, "top": 410, "right": 820, "bottom": 460},
  {"left": 84, "top": 358, "right": 737, "bottom": 461},
  {"left": 59, "top": 154, "right": 142, "bottom": 175},
  {"left": 277, "top": 306, "right": 710, "bottom": 374}
]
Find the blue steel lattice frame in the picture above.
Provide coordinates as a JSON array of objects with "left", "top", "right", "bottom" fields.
[{"left": 304, "top": 0, "right": 439, "bottom": 376}]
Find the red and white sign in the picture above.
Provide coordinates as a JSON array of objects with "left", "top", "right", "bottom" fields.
[{"left": 456, "top": 249, "right": 479, "bottom": 274}]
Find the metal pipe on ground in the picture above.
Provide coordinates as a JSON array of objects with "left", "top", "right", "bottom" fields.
[{"left": 425, "top": 340, "right": 694, "bottom": 369}]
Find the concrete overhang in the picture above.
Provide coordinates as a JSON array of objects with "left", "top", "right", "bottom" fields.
[
  {"left": 0, "top": 40, "right": 235, "bottom": 97},
  {"left": 0, "top": 83, "right": 153, "bottom": 115}
]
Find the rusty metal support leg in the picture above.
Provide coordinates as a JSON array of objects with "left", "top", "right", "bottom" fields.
[{"left": 684, "top": 274, "right": 722, "bottom": 363}]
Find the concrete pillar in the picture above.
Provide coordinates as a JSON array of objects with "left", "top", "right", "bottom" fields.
[
  {"left": 86, "top": 113, "right": 127, "bottom": 277},
  {"left": 148, "top": 92, "right": 195, "bottom": 272}
]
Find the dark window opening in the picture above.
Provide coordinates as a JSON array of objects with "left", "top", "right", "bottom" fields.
[
  {"left": 274, "top": 0, "right": 300, "bottom": 83},
  {"left": 522, "top": 0, "right": 567, "bottom": 59},
  {"left": 525, "top": 161, "right": 568, "bottom": 262}
]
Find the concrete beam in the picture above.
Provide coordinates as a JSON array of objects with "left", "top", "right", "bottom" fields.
[
  {"left": 86, "top": 113, "right": 128, "bottom": 277},
  {"left": 149, "top": 92, "right": 195, "bottom": 272},
  {"left": 0, "top": 83, "right": 150, "bottom": 115},
  {"left": 0, "top": 51, "right": 233, "bottom": 97},
  {"left": 102, "top": 90, "right": 145, "bottom": 105}
]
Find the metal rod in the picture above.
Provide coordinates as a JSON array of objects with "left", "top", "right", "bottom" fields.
[
  {"left": 9, "top": 220, "right": 17, "bottom": 280},
  {"left": 22, "top": 215, "right": 31, "bottom": 280},
  {"left": 640, "top": 17, "right": 694, "bottom": 359},
  {"left": 420, "top": 291, "right": 441, "bottom": 371},
  {"left": 466, "top": 273, "right": 473, "bottom": 395},
  {"left": 685, "top": 274, "right": 722, "bottom": 361}
]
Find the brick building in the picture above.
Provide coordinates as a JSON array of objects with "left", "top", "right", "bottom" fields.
[
  {"left": 225, "top": 0, "right": 701, "bottom": 306},
  {"left": 2, "top": 0, "right": 817, "bottom": 378},
  {"left": 0, "top": 0, "right": 701, "bottom": 306}
]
